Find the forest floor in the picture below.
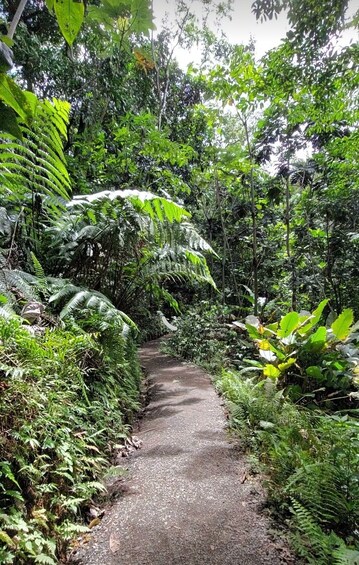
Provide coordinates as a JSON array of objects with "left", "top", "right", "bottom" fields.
[{"left": 72, "top": 339, "right": 293, "bottom": 565}]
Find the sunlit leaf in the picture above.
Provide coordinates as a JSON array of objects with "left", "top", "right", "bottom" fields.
[
  {"left": 278, "top": 357, "right": 296, "bottom": 372},
  {"left": 263, "top": 364, "right": 280, "bottom": 379},
  {"left": 54, "top": 0, "right": 85, "bottom": 45},
  {"left": 331, "top": 308, "right": 354, "bottom": 341},
  {"left": 278, "top": 311, "right": 299, "bottom": 338},
  {"left": 306, "top": 326, "right": 327, "bottom": 352},
  {"left": 0, "top": 75, "right": 32, "bottom": 123}
]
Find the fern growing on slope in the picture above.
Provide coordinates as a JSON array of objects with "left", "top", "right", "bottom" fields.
[
  {"left": 49, "top": 282, "right": 136, "bottom": 331},
  {"left": 291, "top": 499, "right": 359, "bottom": 565}
]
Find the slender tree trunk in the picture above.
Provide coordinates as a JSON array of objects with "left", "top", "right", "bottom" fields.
[
  {"left": 215, "top": 176, "right": 226, "bottom": 303},
  {"left": 284, "top": 166, "right": 296, "bottom": 310},
  {"left": 7, "top": 0, "right": 28, "bottom": 39},
  {"left": 242, "top": 117, "right": 258, "bottom": 315},
  {"left": 151, "top": 2, "right": 190, "bottom": 130},
  {"left": 325, "top": 214, "right": 340, "bottom": 313}
]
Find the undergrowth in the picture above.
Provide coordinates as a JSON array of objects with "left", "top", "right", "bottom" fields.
[
  {"left": 0, "top": 316, "right": 141, "bottom": 564},
  {"left": 162, "top": 301, "right": 253, "bottom": 373},
  {"left": 217, "top": 370, "right": 359, "bottom": 563}
]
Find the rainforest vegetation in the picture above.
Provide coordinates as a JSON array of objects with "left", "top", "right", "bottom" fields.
[{"left": 0, "top": 0, "right": 358, "bottom": 562}]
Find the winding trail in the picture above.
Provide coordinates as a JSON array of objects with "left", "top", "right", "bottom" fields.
[{"left": 74, "top": 340, "right": 287, "bottom": 564}]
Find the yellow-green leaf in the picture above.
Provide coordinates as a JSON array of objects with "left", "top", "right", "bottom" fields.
[
  {"left": 331, "top": 308, "right": 354, "bottom": 341},
  {"left": 306, "top": 326, "right": 327, "bottom": 352},
  {"left": 0, "top": 530, "right": 15, "bottom": 548},
  {"left": 299, "top": 298, "right": 329, "bottom": 335},
  {"left": 263, "top": 364, "right": 280, "bottom": 379},
  {"left": 278, "top": 357, "right": 296, "bottom": 372},
  {"left": 278, "top": 311, "right": 299, "bottom": 338},
  {"left": 54, "top": 0, "right": 85, "bottom": 45},
  {"left": 257, "top": 339, "right": 271, "bottom": 350}
]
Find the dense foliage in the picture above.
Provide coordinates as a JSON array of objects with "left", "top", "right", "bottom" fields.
[
  {"left": 0, "top": 0, "right": 358, "bottom": 562},
  {"left": 0, "top": 317, "right": 141, "bottom": 563}
]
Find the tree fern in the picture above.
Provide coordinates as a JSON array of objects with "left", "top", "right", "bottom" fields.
[
  {"left": 46, "top": 189, "right": 216, "bottom": 318},
  {"left": 69, "top": 189, "right": 190, "bottom": 224}
]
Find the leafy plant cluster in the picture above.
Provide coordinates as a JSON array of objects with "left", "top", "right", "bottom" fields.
[
  {"left": 0, "top": 314, "right": 141, "bottom": 564},
  {"left": 215, "top": 302, "right": 359, "bottom": 563},
  {"left": 163, "top": 301, "right": 254, "bottom": 373},
  {"left": 217, "top": 370, "right": 359, "bottom": 564},
  {"left": 243, "top": 300, "right": 359, "bottom": 407}
]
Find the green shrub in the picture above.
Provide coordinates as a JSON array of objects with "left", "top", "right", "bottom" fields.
[
  {"left": 243, "top": 300, "right": 359, "bottom": 406},
  {"left": 217, "top": 368, "right": 359, "bottom": 563},
  {"left": 164, "top": 301, "right": 253, "bottom": 373},
  {"left": 0, "top": 316, "right": 141, "bottom": 563}
]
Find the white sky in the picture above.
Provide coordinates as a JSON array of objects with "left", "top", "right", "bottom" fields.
[{"left": 153, "top": 0, "right": 358, "bottom": 68}]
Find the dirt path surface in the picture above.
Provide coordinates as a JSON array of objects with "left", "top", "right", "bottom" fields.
[{"left": 73, "top": 340, "right": 286, "bottom": 565}]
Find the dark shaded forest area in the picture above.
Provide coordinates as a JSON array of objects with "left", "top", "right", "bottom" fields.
[{"left": 0, "top": 0, "right": 358, "bottom": 562}]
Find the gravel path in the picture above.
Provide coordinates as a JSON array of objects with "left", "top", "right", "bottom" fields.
[{"left": 73, "top": 340, "right": 287, "bottom": 565}]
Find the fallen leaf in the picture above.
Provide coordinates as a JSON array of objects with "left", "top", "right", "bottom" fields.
[{"left": 89, "top": 517, "right": 101, "bottom": 528}]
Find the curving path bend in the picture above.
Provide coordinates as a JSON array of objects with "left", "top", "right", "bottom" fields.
[{"left": 73, "top": 340, "right": 289, "bottom": 565}]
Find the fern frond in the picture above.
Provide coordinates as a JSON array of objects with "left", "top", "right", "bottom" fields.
[
  {"left": 0, "top": 268, "right": 41, "bottom": 303},
  {"left": 49, "top": 283, "right": 136, "bottom": 330},
  {"left": 286, "top": 461, "right": 355, "bottom": 527},
  {"left": 0, "top": 303, "right": 17, "bottom": 319},
  {"left": 333, "top": 547, "right": 359, "bottom": 565},
  {"left": 173, "top": 222, "right": 218, "bottom": 255},
  {"left": 69, "top": 189, "right": 190, "bottom": 224},
  {"left": 30, "top": 253, "right": 48, "bottom": 294},
  {"left": 0, "top": 99, "right": 71, "bottom": 215}
]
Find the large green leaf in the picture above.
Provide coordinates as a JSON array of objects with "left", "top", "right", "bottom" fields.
[
  {"left": 306, "top": 326, "right": 327, "bottom": 352},
  {"left": 298, "top": 298, "right": 329, "bottom": 335},
  {"left": 130, "top": 0, "right": 155, "bottom": 35},
  {"left": 54, "top": 0, "right": 85, "bottom": 45},
  {"left": 0, "top": 74, "right": 32, "bottom": 123},
  {"left": 306, "top": 366, "right": 323, "bottom": 380},
  {"left": 0, "top": 102, "right": 22, "bottom": 138},
  {"left": 278, "top": 311, "right": 299, "bottom": 338},
  {"left": 331, "top": 308, "right": 354, "bottom": 341}
]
